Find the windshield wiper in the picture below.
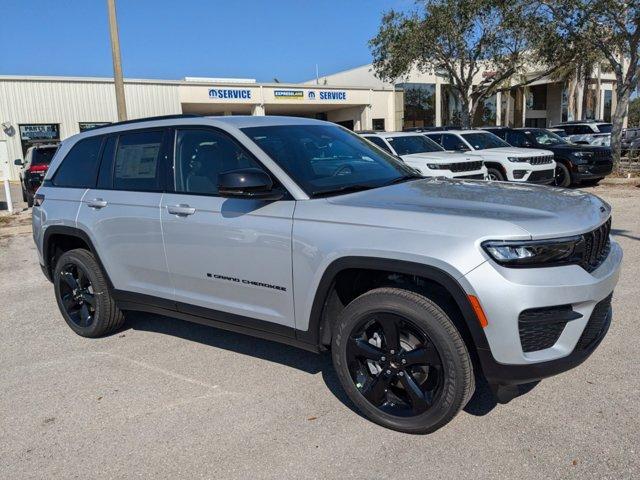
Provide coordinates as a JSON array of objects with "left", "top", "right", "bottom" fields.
[
  {"left": 381, "top": 173, "right": 422, "bottom": 186},
  {"left": 311, "top": 184, "right": 375, "bottom": 198}
]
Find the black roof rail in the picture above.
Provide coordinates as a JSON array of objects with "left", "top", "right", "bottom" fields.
[{"left": 83, "top": 114, "right": 202, "bottom": 132}]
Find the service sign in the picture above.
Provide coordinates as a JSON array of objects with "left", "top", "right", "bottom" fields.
[
  {"left": 208, "top": 88, "right": 252, "bottom": 100},
  {"left": 307, "top": 90, "right": 347, "bottom": 101},
  {"left": 274, "top": 90, "right": 304, "bottom": 100}
]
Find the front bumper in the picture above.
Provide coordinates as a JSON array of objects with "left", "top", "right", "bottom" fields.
[
  {"left": 464, "top": 239, "right": 622, "bottom": 389},
  {"left": 572, "top": 161, "right": 613, "bottom": 181}
]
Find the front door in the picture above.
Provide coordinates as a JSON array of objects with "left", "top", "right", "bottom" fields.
[{"left": 160, "top": 127, "right": 296, "bottom": 331}]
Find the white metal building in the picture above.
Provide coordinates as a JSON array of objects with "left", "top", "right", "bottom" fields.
[{"left": 0, "top": 75, "right": 401, "bottom": 181}]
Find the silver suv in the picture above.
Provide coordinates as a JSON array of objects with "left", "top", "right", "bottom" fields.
[{"left": 33, "top": 115, "right": 622, "bottom": 434}]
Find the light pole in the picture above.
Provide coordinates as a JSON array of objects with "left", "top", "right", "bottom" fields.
[{"left": 107, "top": 0, "right": 127, "bottom": 121}]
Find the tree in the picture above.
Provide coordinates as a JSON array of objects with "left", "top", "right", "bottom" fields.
[
  {"left": 536, "top": 0, "right": 640, "bottom": 163},
  {"left": 629, "top": 96, "right": 640, "bottom": 126},
  {"left": 369, "top": 0, "right": 552, "bottom": 128}
]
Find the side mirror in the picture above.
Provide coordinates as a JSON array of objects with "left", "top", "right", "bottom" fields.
[
  {"left": 218, "top": 168, "right": 284, "bottom": 201},
  {"left": 14, "top": 159, "right": 23, "bottom": 166}
]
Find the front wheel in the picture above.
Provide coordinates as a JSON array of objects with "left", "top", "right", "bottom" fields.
[
  {"left": 486, "top": 168, "right": 504, "bottom": 181},
  {"left": 554, "top": 163, "right": 572, "bottom": 187},
  {"left": 332, "top": 288, "right": 474, "bottom": 434}
]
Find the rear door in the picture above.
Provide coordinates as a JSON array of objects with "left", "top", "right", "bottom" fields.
[
  {"left": 76, "top": 128, "right": 173, "bottom": 300},
  {"left": 160, "top": 127, "right": 296, "bottom": 330}
]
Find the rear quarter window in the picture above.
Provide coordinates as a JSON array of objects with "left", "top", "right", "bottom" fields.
[{"left": 53, "top": 136, "right": 104, "bottom": 188}]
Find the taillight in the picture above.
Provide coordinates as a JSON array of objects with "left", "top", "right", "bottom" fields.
[
  {"left": 34, "top": 193, "right": 45, "bottom": 207},
  {"left": 28, "top": 164, "right": 48, "bottom": 173}
]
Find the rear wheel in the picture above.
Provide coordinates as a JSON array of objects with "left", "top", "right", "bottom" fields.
[
  {"left": 554, "top": 162, "right": 572, "bottom": 187},
  {"left": 21, "top": 186, "right": 27, "bottom": 202},
  {"left": 332, "top": 288, "right": 474, "bottom": 434},
  {"left": 26, "top": 193, "right": 34, "bottom": 207},
  {"left": 53, "top": 249, "right": 125, "bottom": 337},
  {"left": 486, "top": 168, "right": 504, "bottom": 181}
]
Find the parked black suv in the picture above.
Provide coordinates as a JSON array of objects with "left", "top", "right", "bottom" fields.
[
  {"left": 483, "top": 127, "right": 613, "bottom": 187},
  {"left": 14, "top": 144, "right": 58, "bottom": 206}
]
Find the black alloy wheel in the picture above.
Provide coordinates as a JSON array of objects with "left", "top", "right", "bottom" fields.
[
  {"left": 53, "top": 249, "right": 125, "bottom": 337},
  {"left": 332, "top": 288, "right": 474, "bottom": 433},
  {"left": 58, "top": 263, "right": 96, "bottom": 328},
  {"left": 554, "top": 162, "right": 571, "bottom": 187},
  {"left": 346, "top": 313, "right": 444, "bottom": 417}
]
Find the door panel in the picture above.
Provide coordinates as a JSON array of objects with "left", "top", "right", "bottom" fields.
[
  {"left": 77, "top": 190, "right": 171, "bottom": 298},
  {"left": 161, "top": 195, "right": 296, "bottom": 327},
  {"left": 160, "top": 127, "right": 295, "bottom": 328}
]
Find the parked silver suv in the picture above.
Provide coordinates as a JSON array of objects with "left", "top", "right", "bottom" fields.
[{"left": 33, "top": 115, "right": 622, "bottom": 433}]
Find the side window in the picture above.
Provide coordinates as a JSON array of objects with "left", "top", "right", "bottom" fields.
[
  {"left": 576, "top": 125, "right": 592, "bottom": 134},
  {"left": 114, "top": 130, "right": 164, "bottom": 191},
  {"left": 366, "top": 136, "right": 393, "bottom": 154},
  {"left": 174, "top": 129, "right": 262, "bottom": 195},
  {"left": 425, "top": 134, "right": 442, "bottom": 146},
  {"left": 97, "top": 135, "right": 116, "bottom": 189},
  {"left": 53, "top": 135, "right": 104, "bottom": 188},
  {"left": 441, "top": 134, "right": 468, "bottom": 151},
  {"left": 562, "top": 126, "right": 575, "bottom": 135},
  {"left": 506, "top": 131, "right": 527, "bottom": 147}
]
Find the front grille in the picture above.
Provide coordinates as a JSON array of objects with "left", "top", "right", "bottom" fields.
[
  {"left": 523, "top": 156, "right": 554, "bottom": 165},
  {"left": 527, "top": 169, "right": 555, "bottom": 182},
  {"left": 575, "top": 294, "right": 612, "bottom": 350},
  {"left": 579, "top": 218, "right": 611, "bottom": 272},
  {"left": 519, "top": 305, "right": 582, "bottom": 352},
  {"left": 592, "top": 150, "right": 612, "bottom": 161},
  {"left": 449, "top": 161, "right": 483, "bottom": 172}
]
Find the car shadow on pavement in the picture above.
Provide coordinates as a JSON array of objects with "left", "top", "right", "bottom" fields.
[
  {"left": 611, "top": 228, "right": 640, "bottom": 242},
  {"left": 123, "top": 312, "right": 535, "bottom": 421}
]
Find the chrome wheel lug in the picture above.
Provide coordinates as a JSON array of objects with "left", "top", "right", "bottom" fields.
[
  {"left": 390, "top": 350, "right": 395, "bottom": 355},
  {"left": 386, "top": 369, "right": 391, "bottom": 375},
  {"left": 398, "top": 371, "right": 404, "bottom": 377},
  {"left": 381, "top": 356, "right": 386, "bottom": 362},
  {"left": 401, "top": 359, "right": 406, "bottom": 364}
]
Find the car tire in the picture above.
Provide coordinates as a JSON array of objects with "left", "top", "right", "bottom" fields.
[
  {"left": 26, "top": 193, "right": 34, "bottom": 207},
  {"left": 554, "top": 162, "right": 572, "bottom": 187},
  {"left": 331, "top": 287, "right": 474, "bottom": 434},
  {"left": 486, "top": 168, "right": 504, "bottom": 181},
  {"left": 53, "top": 248, "right": 125, "bottom": 338},
  {"left": 21, "top": 187, "right": 27, "bottom": 202}
]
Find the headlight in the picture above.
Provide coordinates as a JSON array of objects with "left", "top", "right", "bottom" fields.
[
  {"left": 427, "top": 163, "right": 441, "bottom": 169},
  {"left": 507, "top": 156, "right": 528, "bottom": 163},
  {"left": 482, "top": 236, "right": 582, "bottom": 267}
]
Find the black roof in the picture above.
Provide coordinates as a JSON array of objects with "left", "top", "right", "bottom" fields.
[{"left": 84, "top": 114, "right": 202, "bottom": 132}]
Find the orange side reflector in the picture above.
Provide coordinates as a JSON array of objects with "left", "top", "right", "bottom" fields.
[{"left": 468, "top": 295, "right": 488, "bottom": 328}]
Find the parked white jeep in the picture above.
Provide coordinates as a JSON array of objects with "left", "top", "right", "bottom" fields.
[
  {"left": 361, "top": 132, "right": 487, "bottom": 180},
  {"left": 425, "top": 130, "right": 556, "bottom": 183}
]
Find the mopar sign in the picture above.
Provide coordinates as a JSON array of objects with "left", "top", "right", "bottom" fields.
[
  {"left": 274, "top": 90, "right": 304, "bottom": 99},
  {"left": 208, "top": 88, "right": 252, "bottom": 99},
  {"left": 308, "top": 91, "right": 316, "bottom": 100}
]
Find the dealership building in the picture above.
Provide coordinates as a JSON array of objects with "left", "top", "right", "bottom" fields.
[{"left": 0, "top": 63, "right": 624, "bottom": 181}]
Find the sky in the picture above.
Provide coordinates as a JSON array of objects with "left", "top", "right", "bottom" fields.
[{"left": 0, "top": 0, "right": 413, "bottom": 83}]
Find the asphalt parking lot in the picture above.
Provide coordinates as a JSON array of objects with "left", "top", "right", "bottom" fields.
[{"left": 1, "top": 182, "right": 639, "bottom": 479}]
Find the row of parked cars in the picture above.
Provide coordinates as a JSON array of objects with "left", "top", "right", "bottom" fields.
[{"left": 360, "top": 124, "right": 614, "bottom": 188}]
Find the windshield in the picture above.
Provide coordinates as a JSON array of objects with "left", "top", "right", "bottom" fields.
[
  {"left": 528, "top": 129, "right": 568, "bottom": 146},
  {"left": 242, "top": 124, "right": 418, "bottom": 197},
  {"left": 385, "top": 135, "right": 444, "bottom": 155},
  {"left": 460, "top": 132, "right": 510, "bottom": 150},
  {"left": 31, "top": 147, "right": 57, "bottom": 165},
  {"left": 596, "top": 123, "right": 612, "bottom": 133}
]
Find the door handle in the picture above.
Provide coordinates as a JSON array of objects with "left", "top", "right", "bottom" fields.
[
  {"left": 167, "top": 204, "right": 196, "bottom": 216},
  {"left": 87, "top": 198, "right": 108, "bottom": 209}
]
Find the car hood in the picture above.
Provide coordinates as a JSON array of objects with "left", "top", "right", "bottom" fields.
[
  {"left": 477, "top": 147, "right": 552, "bottom": 156},
  {"left": 326, "top": 178, "right": 610, "bottom": 239},
  {"left": 401, "top": 152, "right": 477, "bottom": 162}
]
